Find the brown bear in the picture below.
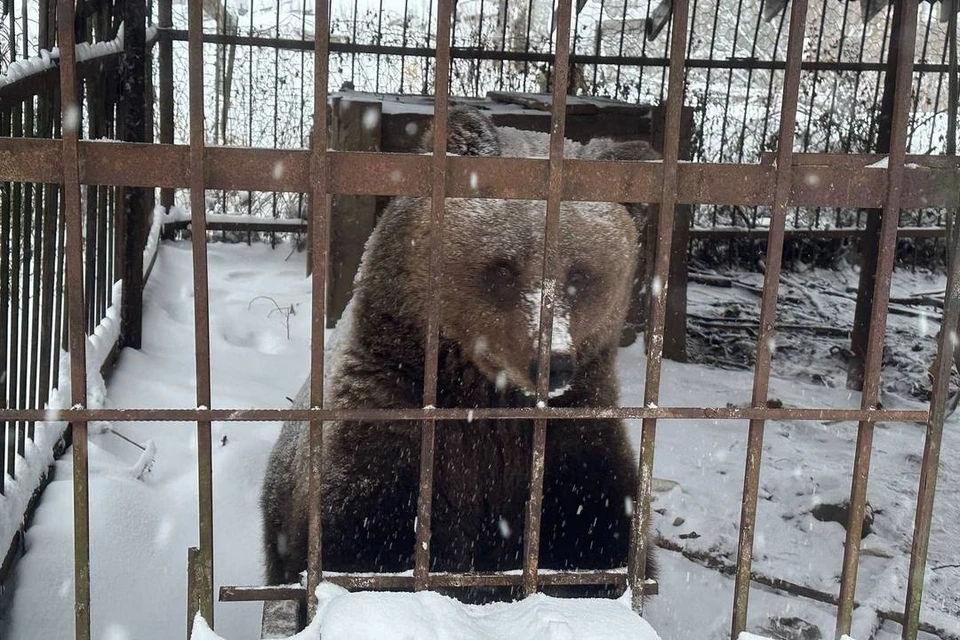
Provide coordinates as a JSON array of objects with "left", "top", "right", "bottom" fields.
[{"left": 260, "top": 105, "right": 659, "bottom": 603}]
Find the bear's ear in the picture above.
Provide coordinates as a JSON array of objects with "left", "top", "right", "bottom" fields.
[{"left": 420, "top": 104, "right": 502, "bottom": 157}]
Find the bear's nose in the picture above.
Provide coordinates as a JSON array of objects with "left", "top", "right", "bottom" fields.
[{"left": 528, "top": 353, "right": 575, "bottom": 392}]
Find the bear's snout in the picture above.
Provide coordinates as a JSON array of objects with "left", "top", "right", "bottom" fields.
[{"left": 528, "top": 353, "right": 575, "bottom": 394}]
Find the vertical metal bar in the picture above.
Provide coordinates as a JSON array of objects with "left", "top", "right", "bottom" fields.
[
  {"left": 628, "top": 0, "right": 689, "bottom": 614},
  {"left": 497, "top": 0, "right": 508, "bottom": 89},
  {"left": 375, "top": 0, "right": 384, "bottom": 92},
  {"left": 849, "top": 2, "right": 900, "bottom": 392},
  {"left": 800, "top": 0, "right": 831, "bottom": 154},
  {"left": 717, "top": 0, "right": 745, "bottom": 162},
  {"left": 522, "top": 0, "right": 534, "bottom": 88},
  {"left": 38, "top": 181, "right": 58, "bottom": 436},
  {"left": 158, "top": 0, "right": 174, "bottom": 214},
  {"left": 54, "top": 170, "right": 67, "bottom": 381},
  {"left": 19, "top": 100, "right": 34, "bottom": 456},
  {"left": 9, "top": 104, "right": 22, "bottom": 479},
  {"left": 119, "top": 0, "right": 147, "bottom": 350},
  {"left": 824, "top": 0, "right": 852, "bottom": 154},
  {"left": 415, "top": 0, "right": 453, "bottom": 592},
  {"left": 187, "top": 0, "right": 215, "bottom": 626},
  {"left": 57, "top": 0, "right": 91, "bottom": 636},
  {"left": 523, "top": 0, "right": 573, "bottom": 597},
  {"left": 902, "top": 8, "right": 959, "bottom": 639},
  {"left": 836, "top": 2, "right": 920, "bottom": 637},
  {"left": 187, "top": 547, "right": 200, "bottom": 638},
  {"left": 474, "top": 0, "right": 485, "bottom": 96},
  {"left": 948, "top": 2, "right": 958, "bottom": 159},
  {"left": 730, "top": 1, "right": 809, "bottom": 637},
  {"left": 29, "top": 106, "right": 45, "bottom": 443},
  {"left": 0, "top": 108, "right": 9, "bottom": 494},
  {"left": 733, "top": 0, "right": 767, "bottom": 163},
  {"left": 901, "top": 214, "right": 960, "bottom": 640},
  {"left": 305, "top": 0, "right": 332, "bottom": 618},
  {"left": 909, "top": 6, "right": 935, "bottom": 154},
  {"left": 85, "top": 136, "right": 98, "bottom": 334}
]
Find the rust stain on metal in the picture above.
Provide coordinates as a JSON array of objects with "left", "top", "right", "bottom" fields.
[
  {"left": 0, "top": 140, "right": 958, "bottom": 208},
  {"left": 836, "top": 1, "right": 921, "bottom": 637},
  {"left": 522, "top": 0, "right": 575, "bottom": 598},
  {"left": 57, "top": 0, "right": 92, "bottom": 636},
  {"left": 219, "top": 570, "right": 657, "bottom": 601},
  {"left": 187, "top": 0, "right": 216, "bottom": 626},
  {"left": 415, "top": 0, "right": 455, "bottom": 592},
  {"left": 0, "top": 405, "right": 929, "bottom": 424},
  {"left": 731, "top": 0, "right": 809, "bottom": 635},
  {"left": 305, "top": 0, "right": 333, "bottom": 616},
  {"left": 630, "top": 0, "right": 690, "bottom": 614}
]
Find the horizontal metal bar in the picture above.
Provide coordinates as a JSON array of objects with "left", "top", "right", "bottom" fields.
[
  {"left": 220, "top": 572, "right": 658, "bottom": 602},
  {"left": 163, "top": 214, "right": 307, "bottom": 234},
  {"left": 0, "top": 140, "right": 958, "bottom": 208},
  {"left": 159, "top": 29, "right": 955, "bottom": 75},
  {"left": 689, "top": 226, "right": 946, "bottom": 239},
  {"left": 0, "top": 406, "right": 928, "bottom": 423}
]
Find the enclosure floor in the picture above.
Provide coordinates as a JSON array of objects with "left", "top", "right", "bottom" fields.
[{"left": 0, "top": 241, "right": 957, "bottom": 640}]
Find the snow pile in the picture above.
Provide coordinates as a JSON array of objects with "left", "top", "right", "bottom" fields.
[
  {"left": 191, "top": 584, "right": 662, "bottom": 640},
  {"left": 0, "top": 204, "right": 165, "bottom": 587},
  {"left": 0, "top": 49, "right": 56, "bottom": 89},
  {"left": 0, "top": 23, "right": 159, "bottom": 90}
]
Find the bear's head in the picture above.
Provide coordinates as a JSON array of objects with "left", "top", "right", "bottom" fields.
[{"left": 390, "top": 106, "right": 650, "bottom": 400}]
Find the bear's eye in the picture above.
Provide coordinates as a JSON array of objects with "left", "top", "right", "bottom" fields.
[
  {"left": 480, "top": 262, "right": 520, "bottom": 308},
  {"left": 566, "top": 268, "right": 596, "bottom": 303}
]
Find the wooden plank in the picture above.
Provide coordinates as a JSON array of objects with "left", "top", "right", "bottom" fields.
[{"left": 486, "top": 91, "right": 598, "bottom": 114}]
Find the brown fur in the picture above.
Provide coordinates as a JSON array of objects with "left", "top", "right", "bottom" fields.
[{"left": 261, "top": 106, "right": 658, "bottom": 603}]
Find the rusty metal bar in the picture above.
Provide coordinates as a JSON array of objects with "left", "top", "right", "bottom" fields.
[
  {"left": 689, "top": 227, "right": 948, "bottom": 239},
  {"left": 155, "top": 28, "right": 958, "bottom": 75},
  {"left": 522, "top": 0, "right": 574, "bottom": 598},
  {"left": 37, "top": 180, "right": 58, "bottom": 440},
  {"left": 0, "top": 405, "right": 930, "bottom": 424},
  {"left": 8, "top": 106, "right": 22, "bottom": 481},
  {"left": 118, "top": 0, "right": 148, "bottom": 350},
  {"left": 58, "top": 0, "right": 91, "bottom": 636},
  {"left": 901, "top": 216, "right": 960, "bottom": 639},
  {"left": 902, "top": 10, "right": 960, "bottom": 638},
  {"left": 158, "top": 0, "right": 174, "bottom": 214},
  {"left": 187, "top": 0, "right": 215, "bottom": 626},
  {"left": 27, "top": 103, "right": 45, "bottom": 443},
  {"left": 731, "top": 1, "right": 809, "bottom": 636},
  {"left": 221, "top": 570, "right": 658, "bottom": 600},
  {"left": 836, "top": 1, "right": 920, "bottom": 636},
  {"left": 629, "top": 0, "right": 690, "bottom": 614},
  {"left": 187, "top": 547, "right": 200, "bottom": 638},
  {"left": 305, "top": 0, "right": 332, "bottom": 617},
  {"left": 21, "top": 100, "right": 37, "bottom": 450},
  {"left": 415, "top": 0, "right": 454, "bottom": 592},
  {"left": 0, "top": 107, "right": 9, "bottom": 494},
  {"left": 1, "top": 141, "right": 960, "bottom": 209}
]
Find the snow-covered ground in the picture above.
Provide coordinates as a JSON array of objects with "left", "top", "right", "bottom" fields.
[{"left": 0, "top": 239, "right": 957, "bottom": 640}]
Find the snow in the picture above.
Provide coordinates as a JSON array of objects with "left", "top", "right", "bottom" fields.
[
  {"left": 192, "top": 584, "right": 661, "bottom": 640},
  {"left": 0, "top": 49, "right": 56, "bottom": 89},
  {"left": 2, "top": 236, "right": 959, "bottom": 640},
  {"left": 0, "top": 204, "right": 164, "bottom": 580},
  {"left": 0, "top": 23, "right": 158, "bottom": 89}
]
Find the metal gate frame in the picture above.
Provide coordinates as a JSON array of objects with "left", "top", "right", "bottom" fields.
[{"left": 1, "top": 0, "right": 959, "bottom": 639}]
